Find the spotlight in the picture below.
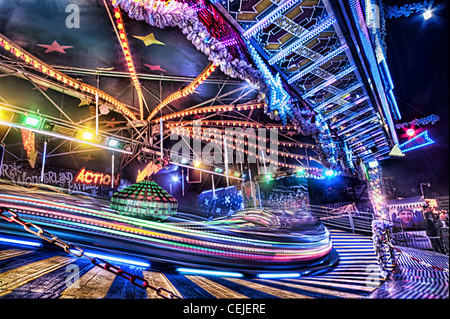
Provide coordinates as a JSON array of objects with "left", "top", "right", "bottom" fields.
[
  {"left": 24, "top": 115, "right": 41, "bottom": 128},
  {"left": 423, "top": 9, "right": 432, "bottom": 20},
  {"left": 82, "top": 131, "right": 94, "bottom": 140},
  {"left": 108, "top": 138, "right": 120, "bottom": 147},
  {"left": 172, "top": 175, "right": 179, "bottom": 182}
]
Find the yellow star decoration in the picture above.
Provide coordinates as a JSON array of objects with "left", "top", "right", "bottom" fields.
[{"left": 133, "top": 33, "right": 165, "bottom": 46}]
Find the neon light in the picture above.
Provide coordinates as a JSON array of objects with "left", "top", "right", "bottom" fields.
[
  {"left": 399, "top": 130, "right": 435, "bottom": 153},
  {"left": 256, "top": 273, "right": 300, "bottom": 279},
  {"left": 136, "top": 161, "right": 164, "bottom": 183},
  {"left": 176, "top": 267, "right": 243, "bottom": 277},
  {"left": 74, "top": 167, "right": 121, "bottom": 187},
  {"left": 0, "top": 236, "right": 42, "bottom": 247}
]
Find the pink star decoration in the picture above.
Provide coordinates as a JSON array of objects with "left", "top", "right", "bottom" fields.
[
  {"left": 144, "top": 64, "right": 166, "bottom": 72},
  {"left": 37, "top": 41, "right": 73, "bottom": 54}
]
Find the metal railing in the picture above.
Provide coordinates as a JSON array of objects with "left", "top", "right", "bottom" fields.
[{"left": 305, "top": 204, "right": 375, "bottom": 234}]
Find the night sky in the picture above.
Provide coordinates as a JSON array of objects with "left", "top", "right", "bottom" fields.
[{"left": 380, "top": 0, "right": 449, "bottom": 197}]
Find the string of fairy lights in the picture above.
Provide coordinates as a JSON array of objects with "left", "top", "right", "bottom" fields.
[
  {"left": 113, "top": 5, "right": 144, "bottom": 120},
  {"left": 0, "top": 34, "right": 137, "bottom": 121},
  {"left": 0, "top": 0, "right": 351, "bottom": 185}
]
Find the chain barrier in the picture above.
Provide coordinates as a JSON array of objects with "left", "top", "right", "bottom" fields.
[
  {"left": 373, "top": 220, "right": 449, "bottom": 274},
  {"left": 0, "top": 208, "right": 183, "bottom": 299}
]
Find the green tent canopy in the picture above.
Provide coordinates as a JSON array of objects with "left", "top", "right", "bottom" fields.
[{"left": 110, "top": 180, "right": 178, "bottom": 221}]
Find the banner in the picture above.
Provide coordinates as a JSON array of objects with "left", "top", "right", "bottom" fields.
[
  {"left": 1, "top": 162, "right": 126, "bottom": 198},
  {"left": 392, "top": 230, "right": 433, "bottom": 250},
  {"left": 198, "top": 186, "right": 244, "bottom": 218},
  {"left": 390, "top": 208, "right": 425, "bottom": 230}
]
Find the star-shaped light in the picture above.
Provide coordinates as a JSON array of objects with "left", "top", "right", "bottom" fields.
[
  {"left": 37, "top": 41, "right": 73, "bottom": 54},
  {"left": 133, "top": 33, "right": 165, "bottom": 46},
  {"left": 144, "top": 64, "right": 166, "bottom": 72}
]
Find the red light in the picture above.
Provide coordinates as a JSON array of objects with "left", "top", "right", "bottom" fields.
[{"left": 406, "top": 128, "right": 415, "bottom": 137}]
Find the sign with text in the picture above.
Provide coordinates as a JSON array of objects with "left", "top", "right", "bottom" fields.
[{"left": 74, "top": 167, "right": 120, "bottom": 188}]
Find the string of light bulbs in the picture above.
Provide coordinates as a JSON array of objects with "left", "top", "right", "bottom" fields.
[
  {"left": 0, "top": 33, "right": 137, "bottom": 121},
  {"left": 172, "top": 127, "right": 322, "bottom": 170},
  {"left": 152, "top": 102, "right": 266, "bottom": 123},
  {"left": 112, "top": 6, "right": 144, "bottom": 120},
  {"left": 147, "top": 62, "right": 218, "bottom": 121}
]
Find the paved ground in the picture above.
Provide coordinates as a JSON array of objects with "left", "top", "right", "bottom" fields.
[
  {"left": 368, "top": 246, "right": 449, "bottom": 299},
  {"left": 0, "top": 229, "right": 384, "bottom": 299}
]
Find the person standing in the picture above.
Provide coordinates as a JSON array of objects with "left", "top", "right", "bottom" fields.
[
  {"left": 425, "top": 211, "right": 441, "bottom": 253},
  {"left": 435, "top": 213, "right": 449, "bottom": 255}
]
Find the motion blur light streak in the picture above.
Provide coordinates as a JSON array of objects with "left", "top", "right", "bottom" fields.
[
  {"left": 0, "top": 189, "right": 337, "bottom": 273},
  {"left": 176, "top": 268, "right": 244, "bottom": 277},
  {"left": 256, "top": 273, "right": 300, "bottom": 279},
  {"left": 0, "top": 235, "right": 43, "bottom": 247},
  {"left": 82, "top": 251, "right": 151, "bottom": 267}
]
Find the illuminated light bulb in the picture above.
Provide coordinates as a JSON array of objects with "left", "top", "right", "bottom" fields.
[
  {"left": 4, "top": 44, "right": 10, "bottom": 50},
  {"left": 406, "top": 128, "right": 415, "bottom": 137},
  {"left": 82, "top": 132, "right": 94, "bottom": 140},
  {"left": 24, "top": 115, "right": 41, "bottom": 128},
  {"left": 114, "top": 12, "right": 121, "bottom": 19},
  {"left": 423, "top": 9, "right": 432, "bottom": 20}
]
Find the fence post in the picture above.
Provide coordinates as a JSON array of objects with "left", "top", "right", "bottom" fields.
[{"left": 348, "top": 211, "right": 355, "bottom": 233}]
